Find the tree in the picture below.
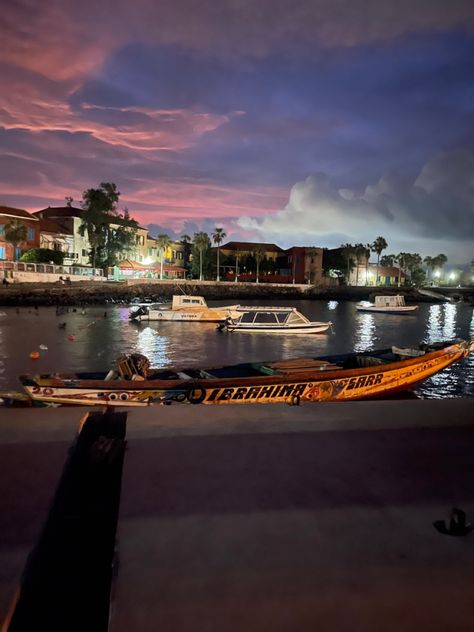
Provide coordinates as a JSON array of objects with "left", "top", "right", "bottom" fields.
[
  {"left": 192, "top": 232, "right": 210, "bottom": 280},
  {"left": 212, "top": 227, "right": 226, "bottom": 281},
  {"left": 4, "top": 220, "right": 27, "bottom": 260},
  {"left": 156, "top": 234, "right": 171, "bottom": 280},
  {"left": 371, "top": 237, "right": 388, "bottom": 286},
  {"left": 253, "top": 246, "right": 266, "bottom": 283},
  {"left": 432, "top": 254, "right": 447, "bottom": 282},
  {"left": 20, "top": 248, "right": 64, "bottom": 265},
  {"left": 380, "top": 254, "right": 396, "bottom": 267},
  {"left": 395, "top": 252, "right": 410, "bottom": 287},
  {"left": 79, "top": 182, "right": 138, "bottom": 270},
  {"left": 340, "top": 243, "right": 356, "bottom": 285},
  {"left": 354, "top": 243, "right": 368, "bottom": 285},
  {"left": 423, "top": 256, "right": 435, "bottom": 283}
]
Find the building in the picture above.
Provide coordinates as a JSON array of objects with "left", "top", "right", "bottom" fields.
[
  {"left": 37, "top": 217, "right": 75, "bottom": 264},
  {"left": 278, "top": 247, "right": 325, "bottom": 284},
  {"left": 0, "top": 206, "right": 40, "bottom": 260},
  {"left": 33, "top": 207, "right": 91, "bottom": 266},
  {"left": 366, "top": 264, "right": 407, "bottom": 286}
]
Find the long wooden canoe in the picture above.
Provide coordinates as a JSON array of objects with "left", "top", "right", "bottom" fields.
[{"left": 17, "top": 339, "right": 473, "bottom": 407}]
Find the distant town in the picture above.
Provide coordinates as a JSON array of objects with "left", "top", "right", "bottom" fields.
[{"left": 1, "top": 183, "right": 472, "bottom": 287}]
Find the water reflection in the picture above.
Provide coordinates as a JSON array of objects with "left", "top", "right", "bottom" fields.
[
  {"left": 136, "top": 326, "right": 171, "bottom": 367},
  {"left": 354, "top": 314, "right": 375, "bottom": 352},
  {"left": 425, "top": 303, "right": 457, "bottom": 344},
  {"left": 327, "top": 301, "right": 338, "bottom": 311}
]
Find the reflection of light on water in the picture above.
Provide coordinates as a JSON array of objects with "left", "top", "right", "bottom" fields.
[
  {"left": 417, "top": 303, "right": 473, "bottom": 399},
  {"left": 443, "top": 303, "right": 456, "bottom": 339},
  {"left": 136, "top": 327, "right": 171, "bottom": 367},
  {"left": 425, "top": 304, "right": 442, "bottom": 343},
  {"left": 354, "top": 314, "right": 375, "bottom": 352},
  {"left": 328, "top": 301, "right": 338, "bottom": 311},
  {"left": 424, "top": 303, "right": 458, "bottom": 344}
]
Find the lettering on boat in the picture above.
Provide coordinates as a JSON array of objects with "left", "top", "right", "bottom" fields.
[
  {"left": 344, "top": 373, "right": 383, "bottom": 390},
  {"left": 206, "top": 383, "right": 307, "bottom": 402}
]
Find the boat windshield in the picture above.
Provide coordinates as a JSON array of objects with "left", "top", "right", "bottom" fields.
[{"left": 239, "top": 310, "right": 292, "bottom": 324}]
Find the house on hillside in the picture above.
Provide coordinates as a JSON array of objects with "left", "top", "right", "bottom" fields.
[{"left": 0, "top": 206, "right": 40, "bottom": 261}]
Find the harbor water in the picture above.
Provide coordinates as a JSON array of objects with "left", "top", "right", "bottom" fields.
[{"left": 0, "top": 299, "right": 472, "bottom": 397}]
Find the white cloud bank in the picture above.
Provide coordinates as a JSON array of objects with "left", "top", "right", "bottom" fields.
[{"left": 237, "top": 150, "right": 474, "bottom": 264}]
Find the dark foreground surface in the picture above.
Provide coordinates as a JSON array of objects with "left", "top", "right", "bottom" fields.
[{"left": 1, "top": 399, "right": 474, "bottom": 631}]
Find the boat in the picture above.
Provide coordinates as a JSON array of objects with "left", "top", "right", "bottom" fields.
[
  {"left": 219, "top": 306, "right": 332, "bottom": 334},
  {"left": 18, "top": 339, "right": 472, "bottom": 407},
  {"left": 129, "top": 294, "right": 240, "bottom": 322},
  {"left": 356, "top": 295, "right": 418, "bottom": 314}
]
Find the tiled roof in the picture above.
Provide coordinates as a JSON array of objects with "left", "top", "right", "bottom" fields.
[
  {"left": 33, "top": 206, "right": 83, "bottom": 219},
  {"left": 38, "top": 217, "right": 73, "bottom": 235},
  {"left": 0, "top": 206, "right": 38, "bottom": 220},
  {"left": 221, "top": 241, "right": 283, "bottom": 252}
]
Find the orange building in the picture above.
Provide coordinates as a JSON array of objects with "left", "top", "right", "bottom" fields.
[{"left": 0, "top": 206, "right": 40, "bottom": 261}]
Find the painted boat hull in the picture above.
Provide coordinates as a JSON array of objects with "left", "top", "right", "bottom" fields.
[
  {"left": 356, "top": 306, "right": 418, "bottom": 314},
  {"left": 225, "top": 322, "right": 331, "bottom": 334},
  {"left": 19, "top": 340, "right": 471, "bottom": 407}
]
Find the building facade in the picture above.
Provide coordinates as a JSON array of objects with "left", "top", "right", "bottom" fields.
[{"left": 0, "top": 206, "right": 40, "bottom": 260}]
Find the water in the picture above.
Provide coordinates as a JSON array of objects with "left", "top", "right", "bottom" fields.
[{"left": 0, "top": 300, "right": 472, "bottom": 398}]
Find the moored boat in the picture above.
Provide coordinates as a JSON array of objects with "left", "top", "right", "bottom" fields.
[
  {"left": 220, "top": 306, "right": 332, "bottom": 334},
  {"left": 357, "top": 295, "right": 418, "bottom": 314},
  {"left": 129, "top": 294, "right": 240, "bottom": 322},
  {"left": 18, "top": 339, "right": 472, "bottom": 407}
]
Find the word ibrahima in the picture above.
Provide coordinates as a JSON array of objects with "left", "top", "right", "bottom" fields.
[{"left": 205, "top": 373, "right": 384, "bottom": 402}]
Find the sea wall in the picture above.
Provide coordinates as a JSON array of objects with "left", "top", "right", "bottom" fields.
[{"left": 0, "top": 279, "right": 472, "bottom": 306}]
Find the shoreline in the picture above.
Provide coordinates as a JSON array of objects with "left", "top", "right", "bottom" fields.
[{"left": 0, "top": 280, "right": 472, "bottom": 307}]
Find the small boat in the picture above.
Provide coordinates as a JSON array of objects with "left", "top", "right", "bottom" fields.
[
  {"left": 129, "top": 294, "right": 240, "bottom": 322},
  {"left": 357, "top": 295, "right": 418, "bottom": 314},
  {"left": 220, "top": 306, "right": 332, "bottom": 334},
  {"left": 18, "top": 339, "right": 472, "bottom": 407}
]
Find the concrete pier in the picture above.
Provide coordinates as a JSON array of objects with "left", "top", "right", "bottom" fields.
[{"left": 1, "top": 399, "right": 474, "bottom": 631}]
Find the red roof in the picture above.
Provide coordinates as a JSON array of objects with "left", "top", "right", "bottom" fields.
[
  {"left": 38, "top": 217, "right": 72, "bottom": 235},
  {"left": 0, "top": 206, "right": 38, "bottom": 220}
]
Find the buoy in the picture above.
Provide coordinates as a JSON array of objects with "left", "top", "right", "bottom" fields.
[
  {"left": 68, "top": 334, "right": 75, "bottom": 341},
  {"left": 30, "top": 351, "right": 40, "bottom": 360}
]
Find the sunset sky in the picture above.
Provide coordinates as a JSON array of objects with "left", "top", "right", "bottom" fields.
[{"left": 1, "top": 0, "right": 473, "bottom": 263}]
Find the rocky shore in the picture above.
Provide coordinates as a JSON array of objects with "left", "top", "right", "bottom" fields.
[{"left": 0, "top": 280, "right": 472, "bottom": 306}]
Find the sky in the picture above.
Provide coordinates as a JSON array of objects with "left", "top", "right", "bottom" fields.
[{"left": 1, "top": 0, "right": 473, "bottom": 264}]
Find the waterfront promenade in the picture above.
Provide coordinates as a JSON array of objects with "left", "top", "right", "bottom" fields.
[{"left": 1, "top": 398, "right": 473, "bottom": 631}]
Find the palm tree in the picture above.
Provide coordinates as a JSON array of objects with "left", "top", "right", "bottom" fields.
[
  {"left": 156, "top": 234, "right": 171, "bottom": 280},
  {"left": 354, "top": 243, "right": 367, "bottom": 286},
  {"left": 423, "top": 256, "right": 434, "bottom": 283},
  {"left": 234, "top": 252, "right": 241, "bottom": 282},
  {"left": 253, "top": 246, "right": 266, "bottom": 283},
  {"left": 5, "top": 220, "right": 28, "bottom": 260},
  {"left": 364, "top": 243, "right": 372, "bottom": 285},
  {"left": 371, "top": 236, "right": 388, "bottom": 286},
  {"left": 193, "top": 232, "right": 209, "bottom": 281},
  {"left": 433, "top": 254, "right": 447, "bottom": 283},
  {"left": 340, "top": 243, "right": 356, "bottom": 285},
  {"left": 395, "top": 252, "right": 409, "bottom": 287},
  {"left": 211, "top": 227, "right": 226, "bottom": 282}
]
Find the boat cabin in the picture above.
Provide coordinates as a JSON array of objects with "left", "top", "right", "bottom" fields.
[
  {"left": 172, "top": 295, "right": 208, "bottom": 309},
  {"left": 373, "top": 295, "right": 407, "bottom": 308},
  {"left": 234, "top": 307, "right": 309, "bottom": 326}
]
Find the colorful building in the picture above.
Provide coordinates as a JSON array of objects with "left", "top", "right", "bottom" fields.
[{"left": 0, "top": 206, "right": 40, "bottom": 260}]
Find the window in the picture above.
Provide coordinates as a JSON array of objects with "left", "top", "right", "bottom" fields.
[
  {"left": 0, "top": 246, "right": 5, "bottom": 259},
  {"left": 0, "top": 225, "right": 4, "bottom": 236},
  {"left": 82, "top": 249, "right": 87, "bottom": 257},
  {"left": 27, "top": 227, "right": 35, "bottom": 241}
]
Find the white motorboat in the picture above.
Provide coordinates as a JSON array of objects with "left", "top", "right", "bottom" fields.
[
  {"left": 129, "top": 294, "right": 240, "bottom": 322},
  {"left": 356, "top": 295, "right": 418, "bottom": 314},
  {"left": 220, "top": 306, "right": 332, "bottom": 334}
]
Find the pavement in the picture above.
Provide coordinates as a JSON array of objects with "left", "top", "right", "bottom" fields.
[{"left": 1, "top": 399, "right": 474, "bottom": 631}]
